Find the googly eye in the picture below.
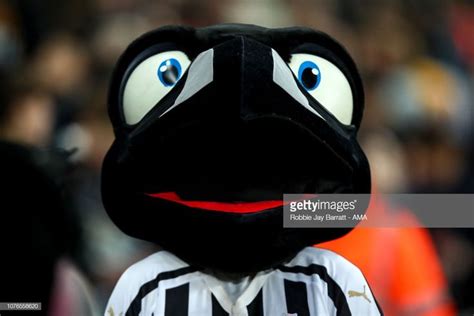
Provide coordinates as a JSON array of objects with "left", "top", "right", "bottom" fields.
[
  {"left": 289, "top": 53, "right": 353, "bottom": 125},
  {"left": 298, "top": 61, "right": 321, "bottom": 91},
  {"left": 122, "top": 51, "right": 190, "bottom": 125},
  {"left": 157, "top": 58, "right": 182, "bottom": 87}
]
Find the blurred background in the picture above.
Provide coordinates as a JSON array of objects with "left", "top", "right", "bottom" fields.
[{"left": 0, "top": 0, "right": 472, "bottom": 315}]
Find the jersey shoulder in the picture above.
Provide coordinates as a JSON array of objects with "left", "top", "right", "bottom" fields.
[
  {"left": 283, "top": 247, "right": 383, "bottom": 315},
  {"left": 105, "top": 251, "right": 190, "bottom": 316},
  {"left": 286, "top": 246, "right": 364, "bottom": 278}
]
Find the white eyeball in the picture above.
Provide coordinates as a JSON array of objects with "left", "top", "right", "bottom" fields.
[
  {"left": 288, "top": 53, "right": 353, "bottom": 125},
  {"left": 122, "top": 51, "right": 191, "bottom": 125}
]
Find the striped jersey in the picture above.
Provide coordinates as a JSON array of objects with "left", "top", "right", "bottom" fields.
[{"left": 105, "top": 247, "right": 383, "bottom": 316}]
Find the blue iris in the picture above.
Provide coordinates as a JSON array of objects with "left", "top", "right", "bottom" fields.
[
  {"left": 297, "top": 61, "right": 321, "bottom": 91},
  {"left": 157, "top": 58, "right": 182, "bottom": 87}
]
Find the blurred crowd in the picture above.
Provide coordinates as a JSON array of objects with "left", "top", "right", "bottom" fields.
[{"left": 0, "top": 0, "right": 472, "bottom": 315}]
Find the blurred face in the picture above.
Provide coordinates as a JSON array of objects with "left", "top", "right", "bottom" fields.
[
  {"left": 32, "top": 37, "right": 89, "bottom": 95},
  {"left": 1, "top": 94, "right": 55, "bottom": 146}
]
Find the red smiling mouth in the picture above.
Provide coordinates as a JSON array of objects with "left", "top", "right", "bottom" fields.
[{"left": 146, "top": 192, "right": 285, "bottom": 214}]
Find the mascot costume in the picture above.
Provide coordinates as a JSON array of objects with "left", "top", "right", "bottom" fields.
[{"left": 103, "top": 24, "right": 383, "bottom": 315}]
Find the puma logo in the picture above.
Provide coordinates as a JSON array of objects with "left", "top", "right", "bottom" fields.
[
  {"left": 348, "top": 285, "right": 371, "bottom": 303},
  {"left": 107, "top": 307, "right": 124, "bottom": 316}
]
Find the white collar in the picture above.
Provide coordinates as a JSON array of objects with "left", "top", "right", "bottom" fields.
[{"left": 202, "top": 269, "right": 274, "bottom": 314}]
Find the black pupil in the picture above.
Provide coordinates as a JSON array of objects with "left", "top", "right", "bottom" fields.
[
  {"left": 162, "top": 64, "right": 179, "bottom": 85},
  {"left": 301, "top": 67, "right": 318, "bottom": 89}
]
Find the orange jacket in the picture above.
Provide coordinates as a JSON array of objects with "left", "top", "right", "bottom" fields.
[{"left": 318, "top": 194, "right": 456, "bottom": 316}]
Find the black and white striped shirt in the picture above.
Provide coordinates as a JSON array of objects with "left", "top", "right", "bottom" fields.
[{"left": 105, "top": 247, "right": 382, "bottom": 315}]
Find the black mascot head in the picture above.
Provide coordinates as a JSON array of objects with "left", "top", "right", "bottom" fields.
[{"left": 102, "top": 24, "right": 370, "bottom": 274}]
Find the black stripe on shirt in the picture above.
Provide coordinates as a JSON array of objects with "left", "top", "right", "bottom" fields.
[
  {"left": 165, "top": 283, "right": 189, "bottom": 316},
  {"left": 126, "top": 266, "right": 198, "bottom": 316},
  {"left": 284, "top": 279, "right": 310, "bottom": 316},
  {"left": 277, "top": 264, "right": 351, "bottom": 316},
  {"left": 212, "top": 294, "right": 229, "bottom": 316},
  {"left": 246, "top": 289, "right": 264, "bottom": 315}
]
